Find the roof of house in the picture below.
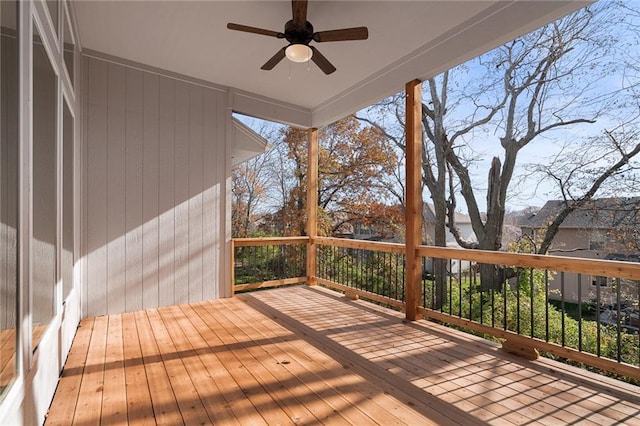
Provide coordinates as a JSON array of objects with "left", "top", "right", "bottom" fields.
[
  {"left": 231, "top": 118, "right": 270, "bottom": 166},
  {"left": 424, "top": 204, "right": 472, "bottom": 225},
  {"left": 520, "top": 197, "right": 640, "bottom": 229},
  {"left": 605, "top": 253, "right": 640, "bottom": 263}
]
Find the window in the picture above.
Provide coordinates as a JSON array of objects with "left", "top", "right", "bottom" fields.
[
  {"left": 0, "top": 0, "right": 18, "bottom": 400},
  {"left": 32, "top": 22, "right": 57, "bottom": 349},
  {"left": 62, "top": 4, "right": 75, "bottom": 88},
  {"left": 589, "top": 230, "right": 605, "bottom": 251},
  {"left": 592, "top": 276, "right": 608, "bottom": 287},
  {"left": 46, "top": 0, "right": 58, "bottom": 35},
  {"left": 62, "top": 100, "right": 73, "bottom": 300}
]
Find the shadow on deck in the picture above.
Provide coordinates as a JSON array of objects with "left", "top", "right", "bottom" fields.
[{"left": 46, "top": 285, "right": 640, "bottom": 425}]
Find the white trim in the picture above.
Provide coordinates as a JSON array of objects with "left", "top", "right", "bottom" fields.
[
  {"left": 231, "top": 117, "right": 269, "bottom": 166},
  {"left": 0, "top": 0, "right": 83, "bottom": 422},
  {"left": 82, "top": 48, "right": 227, "bottom": 93},
  {"left": 221, "top": 92, "right": 234, "bottom": 298},
  {"left": 229, "top": 88, "right": 312, "bottom": 128},
  {"left": 0, "top": 376, "right": 24, "bottom": 424},
  {"left": 19, "top": 0, "right": 34, "bottom": 381},
  {"left": 34, "top": 0, "right": 60, "bottom": 56},
  {"left": 66, "top": 0, "right": 82, "bottom": 53},
  {"left": 33, "top": 2, "right": 61, "bottom": 79},
  {"left": 232, "top": 118, "right": 267, "bottom": 150},
  {"left": 56, "top": 42, "right": 63, "bottom": 322}
]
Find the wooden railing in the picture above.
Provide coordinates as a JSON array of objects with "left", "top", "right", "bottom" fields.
[
  {"left": 232, "top": 237, "right": 308, "bottom": 293},
  {"left": 232, "top": 236, "right": 640, "bottom": 382},
  {"left": 416, "top": 245, "right": 640, "bottom": 382},
  {"left": 315, "top": 237, "right": 406, "bottom": 309}
]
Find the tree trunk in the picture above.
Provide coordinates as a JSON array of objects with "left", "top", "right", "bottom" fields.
[
  {"left": 431, "top": 201, "right": 448, "bottom": 309},
  {"left": 478, "top": 157, "right": 505, "bottom": 291},
  {"left": 479, "top": 263, "right": 502, "bottom": 291}
]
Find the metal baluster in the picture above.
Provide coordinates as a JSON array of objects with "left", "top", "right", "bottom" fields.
[
  {"left": 468, "top": 262, "right": 473, "bottom": 320},
  {"left": 479, "top": 262, "right": 483, "bottom": 324},
  {"left": 396, "top": 254, "right": 401, "bottom": 302},
  {"left": 596, "top": 270, "right": 601, "bottom": 357},
  {"left": 545, "top": 270, "right": 550, "bottom": 342},
  {"left": 448, "top": 261, "right": 453, "bottom": 315},
  {"left": 503, "top": 266, "right": 508, "bottom": 330},
  {"left": 491, "top": 263, "right": 495, "bottom": 328},
  {"left": 561, "top": 272, "right": 566, "bottom": 347},
  {"left": 578, "top": 274, "right": 582, "bottom": 352},
  {"left": 516, "top": 269, "right": 521, "bottom": 335},
  {"left": 616, "top": 277, "right": 622, "bottom": 363},
  {"left": 460, "top": 262, "right": 464, "bottom": 318},
  {"left": 530, "top": 268, "right": 534, "bottom": 338},
  {"left": 420, "top": 257, "right": 424, "bottom": 309}
]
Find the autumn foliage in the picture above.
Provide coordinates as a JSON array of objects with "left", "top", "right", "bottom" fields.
[{"left": 258, "top": 115, "right": 401, "bottom": 237}]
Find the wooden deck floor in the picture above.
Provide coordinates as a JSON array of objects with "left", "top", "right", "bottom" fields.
[{"left": 46, "top": 285, "right": 640, "bottom": 425}]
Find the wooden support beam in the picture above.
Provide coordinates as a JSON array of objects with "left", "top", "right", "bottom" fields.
[
  {"left": 306, "top": 128, "right": 319, "bottom": 286},
  {"left": 405, "top": 80, "right": 423, "bottom": 321}
]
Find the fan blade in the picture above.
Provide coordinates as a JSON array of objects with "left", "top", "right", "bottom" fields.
[
  {"left": 292, "top": 0, "right": 308, "bottom": 27},
  {"left": 310, "top": 46, "right": 336, "bottom": 75},
  {"left": 261, "top": 47, "right": 287, "bottom": 70},
  {"left": 313, "top": 27, "right": 369, "bottom": 42},
  {"left": 227, "top": 23, "right": 284, "bottom": 38}
]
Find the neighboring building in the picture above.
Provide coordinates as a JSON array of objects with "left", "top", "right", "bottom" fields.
[
  {"left": 422, "top": 205, "right": 477, "bottom": 274},
  {"left": 423, "top": 204, "right": 477, "bottom": 248},
  {"left": 519, "top": 198, "right": 640, "bottom": 305},
  {"left": 348, "top": 203, "right": 478, "bottom": 247}
]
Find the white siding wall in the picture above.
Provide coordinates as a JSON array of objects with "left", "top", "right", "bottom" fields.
[{"left": 82, "top": 56, "right": 228, "bottom": 317}]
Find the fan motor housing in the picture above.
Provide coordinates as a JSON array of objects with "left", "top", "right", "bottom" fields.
[{"left": 284, "top": 20, "right": 314, "bottom": 45}]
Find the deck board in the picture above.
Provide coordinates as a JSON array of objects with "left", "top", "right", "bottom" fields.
[
  {"left": 101, "top": 314, "right": 128, "bottom": 425},
  {"left": 121, "top": 312, "right": 155, "bottom": 425},
  {"left": 46, "top": 285, "right": 640, "bottom": 425}
]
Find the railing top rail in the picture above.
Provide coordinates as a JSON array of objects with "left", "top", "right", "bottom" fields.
[
  {"left": 315, "top": 236, "right": 406, "bottom": 254},
  {"left": 418, "top": 245, "right": 640, "bottom": 281},
  {"left": 233, "top": 236, "right": 310, "bottom": 246},
  {"left": 232, "top": 236, "right": 640, "bottom": 280}
]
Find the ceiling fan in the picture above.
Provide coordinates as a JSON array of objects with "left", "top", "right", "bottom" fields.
[{"left": 227, "top": 0, "right": 368, "bottom": 75}]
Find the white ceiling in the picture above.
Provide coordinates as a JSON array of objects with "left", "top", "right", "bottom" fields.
[{"left": 74, "top": 1, "right": 589, "bottom": 127}]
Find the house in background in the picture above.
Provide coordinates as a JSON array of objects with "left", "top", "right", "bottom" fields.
[
  {"left": 423, "top": 203, "right": 477, "bottom": 248},
  {"left": 348, "top": 203, "right": 477, "bottom": 248},
  {"left": 422, "top": 204, "right": 477, "bottom": 274},
  {"left": 519, "top": 197, "right": 640, "bottom": 305}
]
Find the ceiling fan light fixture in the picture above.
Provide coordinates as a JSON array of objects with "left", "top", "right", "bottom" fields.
[{"left": 285, "top": 44, "right": 313, "bottom": 63}]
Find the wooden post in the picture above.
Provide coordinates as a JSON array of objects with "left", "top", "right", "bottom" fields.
[
  {"left": 306, "top": 128, "right": 318, "bottom": 285},
  {"left": 405, "top": 80, "right": 423, "bottom": 321}
]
